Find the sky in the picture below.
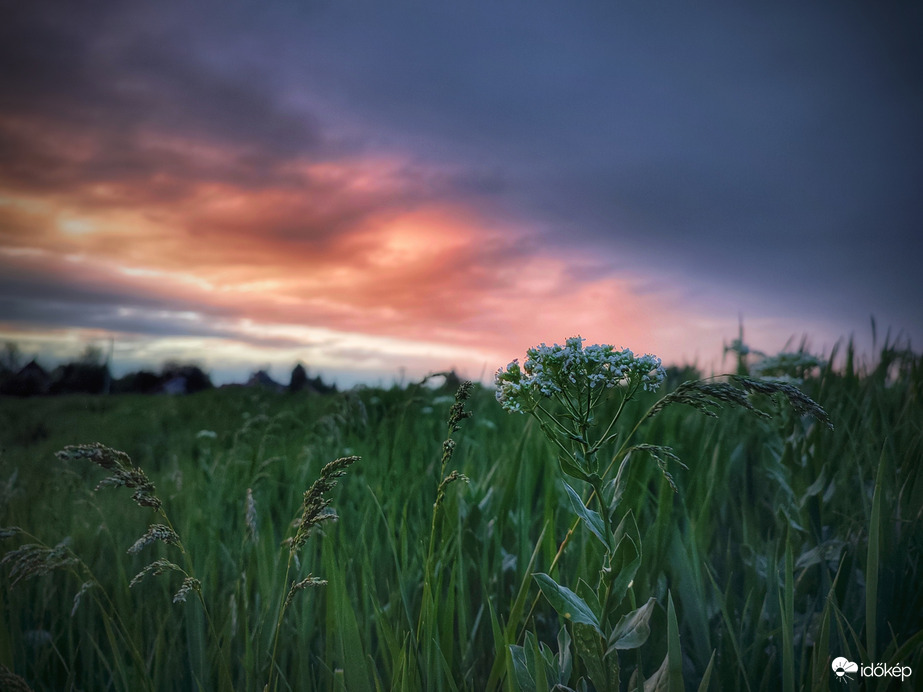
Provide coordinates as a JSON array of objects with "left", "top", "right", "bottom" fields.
[{"left": 1, "top": 1, "right": 921, "bottom": 387}]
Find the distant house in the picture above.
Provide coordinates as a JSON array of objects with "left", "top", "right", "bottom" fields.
[
  {"left": 0, "top": 360, "right": 51, "bottom": 397},
  {"left": 161, "top": 375, "right": 188, "bottom": 395},
  {"left": 159, "top": 364, "right": 213, "bottom": 394},
  {"left": 246, "top": 370, "right": 285, "bottom": 392}
]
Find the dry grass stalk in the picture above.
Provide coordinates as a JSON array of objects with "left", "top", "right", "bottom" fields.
[
  {"left": 245, "top": 488, "right": 259, "bottom": 543},
  {"left": 57, "top": 443, "right": 162, "bottom": 509},
  {"left": 291, "top": 456, "right": 359, "bottom": 554},
  {"left": 127, "top": 524, "right": 181, "bottom": 555},
  {"left": 173, "top": 577, "right": 201, "bottom": 604},
  {"left": 129, "top": 558, "right": 185, "bottom": 588},
  {"left": 648, "top": 376, "right": 832, "bottom": 429},
  {"left": 268, "top": 455, "right": 359, "bottom": 691},
  {"left": 284, "top": 574, "right": 327, "bottom": 609},
  {"left": 71, "top": 580, "right": 96, "bottom": 617},
  {"left": 627, "top": 444, "right": 687, "bottom": 493},
  {"left": 0, "top": 539, "right": 78, "bottom": 587},
  {"left": 0, "top": 664, "right": 33, "bottom": 692}
]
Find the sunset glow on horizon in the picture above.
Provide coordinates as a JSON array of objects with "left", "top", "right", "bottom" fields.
[{"left": 2, "top": 2, "right": 920, "bottom": 386}]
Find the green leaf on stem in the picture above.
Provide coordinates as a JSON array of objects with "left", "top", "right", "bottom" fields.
[
  {"left": 558, "top": 455, "right": 591, "bottom": 483},
  {"left": 509, "top": 644, "right": 535, "bottom": 692},
  {"left": 533, "top": 573, "right": 600, "bottom": 630},
  {"left": 563, "top": 482, "right": 609, "bottom": 550},
  {"left": 607, "top": 597, "right": 656, "bottom": 652},
  {"left": 607, "top": 454, "right": 632, "bottom": 512},
  {"left": 574, "top": 623, "right": 620, "bottom": 692},
  {"left": 604, "top": 511, "right": 642, "bottom": 612}
]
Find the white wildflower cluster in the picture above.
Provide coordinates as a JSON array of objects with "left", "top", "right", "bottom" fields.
[{"left": 495, "top": 336, "right": 666, "bottom": 413}]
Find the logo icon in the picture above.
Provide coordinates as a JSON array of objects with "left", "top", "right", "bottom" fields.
[{"left": 832, "top": 657, "right": 859, "bottom": 682}]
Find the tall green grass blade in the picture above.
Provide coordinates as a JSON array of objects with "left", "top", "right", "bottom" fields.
[
  {"left": 866, "top": 445, "right": 886, "bottom": 660},
  {"left": 485, "top": 588, "right": 510, "bottom": 692},
  {"left": 810, "top": 558, "right": 842, "bottom": 691},
  {"left": 326, "top": 556, "right": 373, "bottom": 692},
  {"left": 696, "top": 650, "right": 716, "bottom": 692},
  {"left": 703, "top": 564, "right": 752, "bottom": 692},
  {"left": 666, "top": 591, "right": 683, "bottom": 692},
  {"left": 485, "top": 522, "right": 548, "bottom": 691},
  {"left": 779, "top": 536, "right": 794, "bottom": 692},
  {"left": 186, "top": 598, "right": 208, "bottom": 690},
  {"left": 526, "top": 631, "right": 548, "bottom": 692}
]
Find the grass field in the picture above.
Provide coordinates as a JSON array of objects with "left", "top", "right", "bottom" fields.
[{"left": 1, "top": 339, "right": 921, "bottom": 691}]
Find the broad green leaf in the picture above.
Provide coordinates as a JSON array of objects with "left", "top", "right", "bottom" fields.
[
  {"left": 559, "top": 455, "right": 591, "bottom": 483},
  {"left": 607, "top": 597, "right": 656, "bottom": 652},
  {"left": 533, "top": 573, "right": 600, "bottom": 630},
  {"left": 525, "top": 631, "right": 548, "bottom": 692},
  {"left": 575, "top": 579, "right": 602, "bottom": 622},
  {"left": 643, "top": 653, "right": 668, "bottom": 692},
  {"left": 556, "top": 626, "right": 574, "bottom": 683},
  {"left": 607, "top": 454, "right": 633, "bottom": 511},
  {"left": 563, "top": 481, "right": 609, "bottom": 549},
  {"left": 510, "top": 645, "right": 535, "bottom": 692},
  {"left": 604, "top": 512, "right": 642, "bottom": 612},
  {"left": 574, "top": 623, "right": 618, "bottom": 692}
]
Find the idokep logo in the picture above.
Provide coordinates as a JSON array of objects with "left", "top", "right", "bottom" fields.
[
  {"left": 831, "top": 657, "right": 858, "bottom": 682},
  {"left": 832, "top": 656, "right": 913, "bottom": 683}
]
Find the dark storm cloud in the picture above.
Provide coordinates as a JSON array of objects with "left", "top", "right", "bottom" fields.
[
  {"left": 0, "top": 0, "right": 324, "bottom": 199},
  {"left": 1, "top": 1, "right": 323, "bottom": 152},
  {"left": 267, "top": 1, "right": 923, "bottom": 332}
]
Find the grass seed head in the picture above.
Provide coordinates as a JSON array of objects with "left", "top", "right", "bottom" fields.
[
  {"left": 733, "top": 376, "right": 834, "bottom": 429},
  {"left": 0, "top": 664, "right": 33, "bottom": 692},
  {"left": 292, "top": 456, "right": 359, "bottom": 553},
  {"left": 0, "top": 540, "right": 78, "bottom": 587},
  {"left": 172, "top": 577, "right": 200, "bottom": 604},
  {"left": 284, "top": 573, "right": 327, "bottom": 608},
  {"left": 0, "top": 527, "right": 23, "bottom": 540},
  {"left": 71, "top": 580, "right": 96, "bottom": 618},
  {"left": 649, "top": 376, "right": 833, "bottom": 430},
  {"left": 127, "top": 524, "right": 181, "bottom": 555},
  {"left": 629, "top": 444, "right": 687, "bottom": 493},
  {"left": 58, "top": 443, "right": 162, "bottom": 510},
  {"left": 433, "top": 470, "right": 469, "bottom": 511},
  {"left": 448, "top": 381, "right": 474, "bottom": 432},
  {"left": 56, "top": 443, "right": 131, "bottom": 471},
  {"left": 129, "top": 558, "right": 184, "bottom": 588},
  {"left": 648, "top": 379, "right": 768, "bottom": 419},
  {"left": 245, "top": 488, "right": 259, "bottom": 543}
]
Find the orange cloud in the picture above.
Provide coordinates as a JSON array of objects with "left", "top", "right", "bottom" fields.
[{"left": 1, "top": 103, "right": 753, "bottom": 382}]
